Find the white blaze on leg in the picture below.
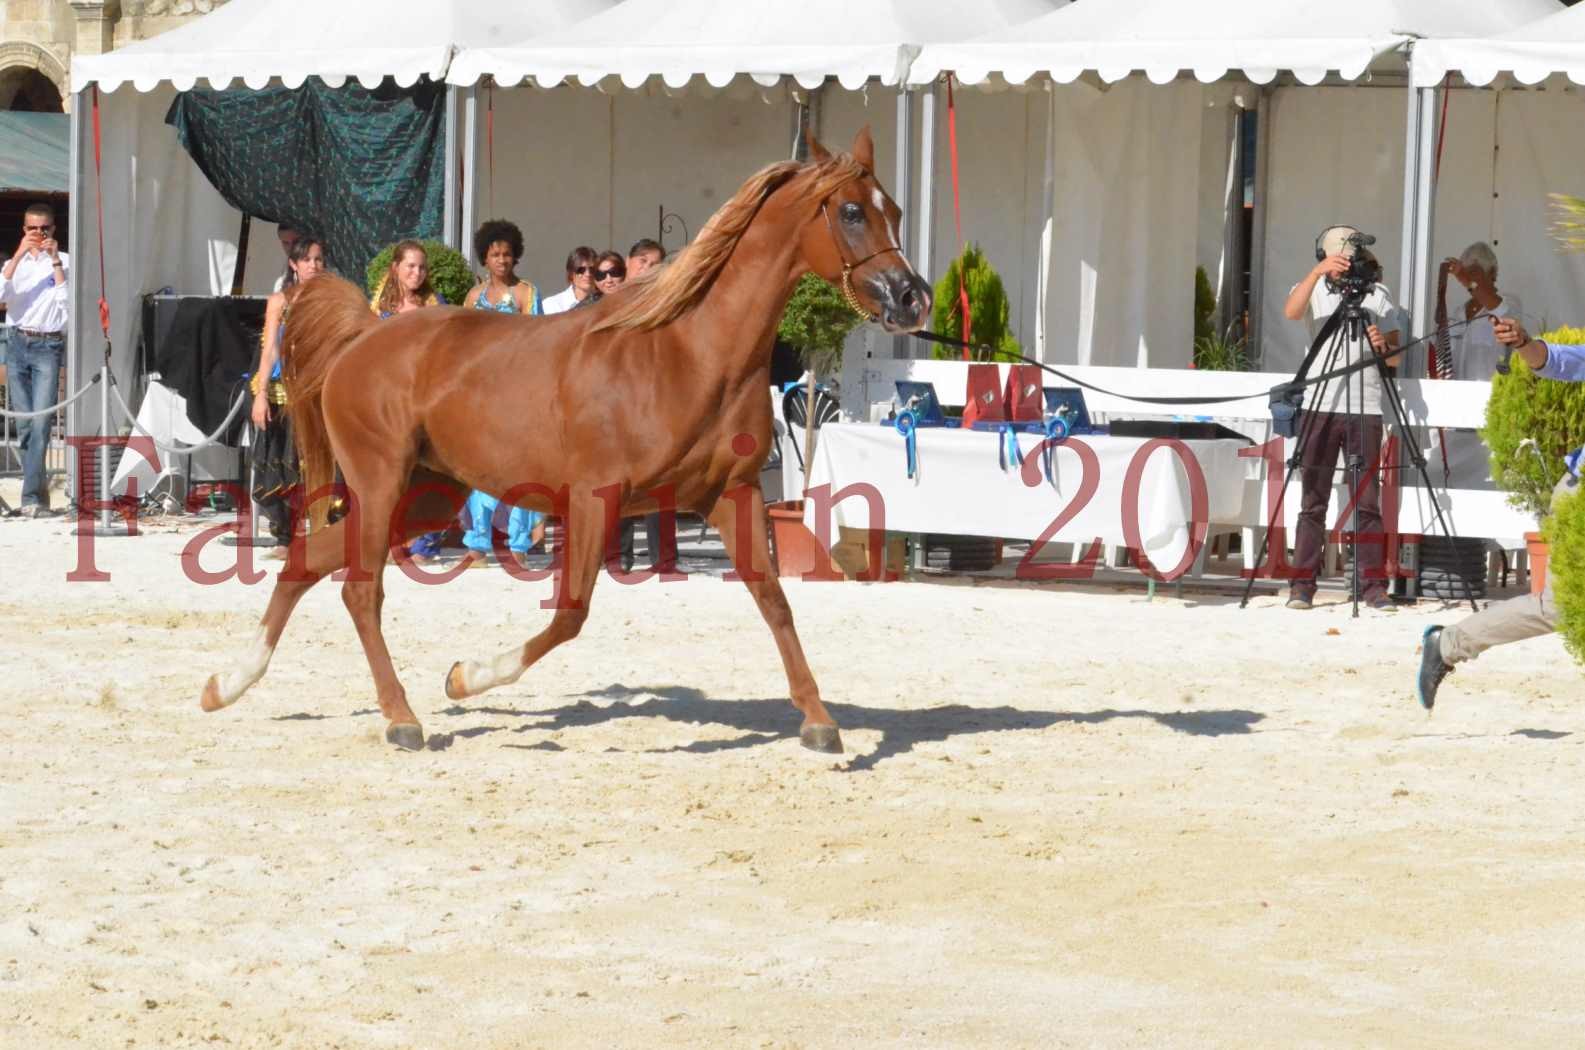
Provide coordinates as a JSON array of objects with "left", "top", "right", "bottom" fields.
[
  {"left": 211, "top": 627, "right": 275, "bottom": 708},
  {"left": 456, "top": 646, "right": 527, "bottom": 697}
]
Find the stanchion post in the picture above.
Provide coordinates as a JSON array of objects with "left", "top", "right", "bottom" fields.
[{"left": 99, "top": 363, "right": 110, "bottom": 533}]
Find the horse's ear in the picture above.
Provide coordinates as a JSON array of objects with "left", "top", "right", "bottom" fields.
[
  {"left": 851, "top": 125, "right": 875, "bottom": 173},
  {"left": 806, "top": 132, "right": 832, "bottom": 165}
]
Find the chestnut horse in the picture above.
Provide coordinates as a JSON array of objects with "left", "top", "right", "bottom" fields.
[{"left": 198, "top": 127, "right": 931, "bottom": 754}]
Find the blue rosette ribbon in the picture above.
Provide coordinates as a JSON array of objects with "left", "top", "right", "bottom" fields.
[
  {"left": 894, "top": 409, "right": 919, "bottom": 479},
  {"left": 1040, "top": 415, "right": 1070, "bottom": 485}
]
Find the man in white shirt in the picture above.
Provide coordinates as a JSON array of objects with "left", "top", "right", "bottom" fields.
[
  {"left": 541, "top": 246, "right": 598, "bottom": 315},
  {"left": 1280, "top": 226, "right": 1404, "bottom": 611},
  {"left": 0, "top": 203, "right": 69, "bottom": 515},
  {"left": 1436, "top": 242, "right": 1523, "bottom": 485},
  {"left": 271, "top": 222, "right": 300, "bottom": 293}
]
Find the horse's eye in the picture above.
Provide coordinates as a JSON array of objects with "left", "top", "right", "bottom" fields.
[{"left": 840, "top": 202, "right": 864, "bottom": 225}]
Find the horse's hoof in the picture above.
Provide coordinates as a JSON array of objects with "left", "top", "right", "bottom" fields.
[
  {"left": 386, "top": 723, "right": 425, "bottom": 751},
  {"left": 800, "top": 724, "right": 844, "bottom": 754},
  {"left": 199, "top": 675, "right": 227, "bottom": 713},
  {"left": 444, "top": 662, "right": 469, "bottom": 700}
]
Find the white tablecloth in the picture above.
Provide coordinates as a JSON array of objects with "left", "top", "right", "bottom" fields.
[{"left": 803, "top": 423, "right": 1254, "bottom": 569}]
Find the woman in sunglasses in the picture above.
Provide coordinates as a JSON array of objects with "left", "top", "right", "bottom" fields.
[
  {"left": 593, "top": 251, "right": 626, "bottom": 295},
  {"left": 542, "top": 245, "right": 599, "bottom": 315}
]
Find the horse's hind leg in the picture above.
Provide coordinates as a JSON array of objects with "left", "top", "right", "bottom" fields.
[
  {"left": 199, "top": 470, "right": 467, "bottom": 720},
  {"left": 707, "top": 486, "right": 841, "bottom": 754},
  {"left": 200, "top": 518, "right": 351, "bottom": 712},
  {"left": 444, "top": 493, "right": 608, "bottom": 701}
]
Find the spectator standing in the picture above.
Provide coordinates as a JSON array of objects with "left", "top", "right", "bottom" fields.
[
  {"left": 374, "top": 240, "right": 445, "bottom": 317},
  {"left": 627, "top": 238, "right": 665, "bottom": 279},
  {"left": 0, "top": 203, "right": 69, "bottom": 516},
  {"left": 455, "top": 220, "right": 546, "bottom": 569},
  {"left": 593, "top": 251, "right": 626, "bottom": 296},
  {"left": 542, "top": 246, "right": 598, "bottom": 314},
  {"left": 272, "top": 222, "right": 301, "bottom": 292},
  {"left": 251, "top": 237, "right": 327, "bottom": 545}
]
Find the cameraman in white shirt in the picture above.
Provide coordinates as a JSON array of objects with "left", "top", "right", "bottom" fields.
[
  {"left": 0, "top": 203, "right": 68, "bottom": 516},
  {"left": 1280, "top": 225, "right": 1404, "bottom": 611}
]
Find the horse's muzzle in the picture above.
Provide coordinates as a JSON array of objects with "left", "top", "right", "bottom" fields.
[{"left": 876, "top": 270, "right": 933, "bottom": 334}]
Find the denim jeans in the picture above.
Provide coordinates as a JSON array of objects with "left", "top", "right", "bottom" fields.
[{"left": 6, "top": 330, "right": 64, "bottom": 508}]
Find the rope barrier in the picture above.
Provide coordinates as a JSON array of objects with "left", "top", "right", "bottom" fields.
[
  {"left": 106, "top": 376, "right": 248, "bottom": 456},
  {"left": 0, "top": 373, "right": 102, "bottom": 420}
]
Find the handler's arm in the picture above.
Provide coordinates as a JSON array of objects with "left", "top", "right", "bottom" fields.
[{"left": 1494, "top": 316, "right": 1585, "bottom": 381}]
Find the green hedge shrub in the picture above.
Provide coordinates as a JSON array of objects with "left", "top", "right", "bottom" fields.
[
  {"left": 1481, "top": 327, "right": 1585, "bottom": 522},
  {"left": 1545, "top": 485, "right": 1585, "bottom": 664}
]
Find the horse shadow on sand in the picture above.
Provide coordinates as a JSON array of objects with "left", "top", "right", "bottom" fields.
[{"left": 421, "top": 685, "right": 1265, "bottom": 772}]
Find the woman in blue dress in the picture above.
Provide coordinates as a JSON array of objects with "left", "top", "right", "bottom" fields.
[{"left": 457, "top": 220, "right": 545, "bottom": 569}]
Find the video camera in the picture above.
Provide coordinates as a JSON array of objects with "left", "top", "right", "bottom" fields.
[{"left": 1315, "top": 225, "right": 1381, "bottom": 303}]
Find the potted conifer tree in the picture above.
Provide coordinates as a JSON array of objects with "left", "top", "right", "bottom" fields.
[
  {"left": 1481, "top": 325, "right": 1585, "bottom": 594},
  {"left": 766, "top": 273, "right": 863, "bottom": 577}
]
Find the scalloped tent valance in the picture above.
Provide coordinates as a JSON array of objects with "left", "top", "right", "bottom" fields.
[
  {"left": 445, "top": 0, "right": 1064, "bottom": 91},
  {"left": 70, "top": 0, "right": 616, "bottom": 93},
  {"left": 909, "top": 0, "right": 1562, "bottom": 88},
  {"left": 1413, "top": 3, "right": 1585, "bottom": 87}
]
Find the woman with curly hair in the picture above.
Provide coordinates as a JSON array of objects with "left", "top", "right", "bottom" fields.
[
  {"left": 370, "top": 240, "right": 449, "bottom": 561},
  {"left": 373, "top": 239, "right": 445, "bottom": 317},
  {"left": 455, "top": 219, "right": 545, "bottom": 568}
]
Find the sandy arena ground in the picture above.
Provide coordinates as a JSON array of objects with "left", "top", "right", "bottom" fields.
[{"left": 2, "top": 511, "right": 1584, "bottom": 1048}]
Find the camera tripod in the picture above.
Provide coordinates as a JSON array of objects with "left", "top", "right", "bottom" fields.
[{"left": 1239, "top": 288, "right": 1480, "bottom": 618}]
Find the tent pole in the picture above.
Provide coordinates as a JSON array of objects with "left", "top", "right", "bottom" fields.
[
  {"left": 1401, "top": 83, "right": 1439, "bottom": 343},
  {"left": 460, "top": 83, "right": 479, "bottom": 254},
  {"left": 66, "top": 88, "right": 87, "bottom": 508},
  {"left": 442, "top": 84, "right": 460, "bottom": 250},
  {"left": 893, "top": 84, "right": 913, "bottom": 359},
  {"left": 1247, "top": 85, "right": 1272, "bottom": 369},
  {"left": 1036, "top": 81, "right": 1054, "bottom": 362},
  {"left": 917, "top": 78, "right": 938, "bottom": 354}
]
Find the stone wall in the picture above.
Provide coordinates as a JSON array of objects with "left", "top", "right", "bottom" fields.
[{"left": 0, "top": 0, "right": 230, "bottom": 107}]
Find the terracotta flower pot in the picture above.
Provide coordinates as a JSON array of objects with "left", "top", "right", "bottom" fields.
[
  {"left": 1526, "top": 531, "right": 1549, "bottom": 596},
  {"left": 766, "top": 500, "right": 843, "bottom": 580}
]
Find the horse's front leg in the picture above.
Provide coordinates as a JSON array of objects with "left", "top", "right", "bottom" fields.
[
  {"left": 444, "top": 493, "right": 608, "bottom": 701},
  {"left": 707, "top": 485, "right": 841, "bottom": 754}
]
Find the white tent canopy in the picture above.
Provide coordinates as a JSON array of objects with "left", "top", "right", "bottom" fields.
[
  {"left": 912, "top": 0, "right": 1562, "bottom": 87},
  {"left": 71, "top": 0, "right": 611, "bottom": 93},
  {"left": 446, "top": 0, "right": 1063, "bottom": 90},
  {"left": 1414, "top": 4, "right": 1585, "bottom": 87}
]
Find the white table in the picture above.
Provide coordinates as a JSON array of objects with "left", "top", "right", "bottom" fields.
[{"left": 803, "top": 423, "right": 1255, "bottom": 575}]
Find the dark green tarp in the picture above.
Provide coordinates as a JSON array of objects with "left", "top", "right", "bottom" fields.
[
  {"left": 166, "top": 78, "right": 445, "bottom": 280},
  {"left": 0, "top": 112, "right": 68, "bottom": 194}
]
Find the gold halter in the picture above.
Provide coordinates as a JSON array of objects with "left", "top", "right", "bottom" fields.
[{"left": 820, "top": 200, "right": 904, "bottom": 321}]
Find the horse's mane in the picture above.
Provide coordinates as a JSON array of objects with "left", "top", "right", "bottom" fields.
[{"left": 593, "top": 152, "right": 868, "bottom": 333}]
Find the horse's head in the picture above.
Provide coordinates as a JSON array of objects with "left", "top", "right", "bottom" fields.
[{"left": 799, "top": 127, "right": 932, "bottom": 334}]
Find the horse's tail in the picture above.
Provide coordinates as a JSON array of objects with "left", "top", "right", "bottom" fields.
[{"left": 284, "top": 274, "right": 376, "bottom": 530}]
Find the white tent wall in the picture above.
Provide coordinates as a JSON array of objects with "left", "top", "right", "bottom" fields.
[
  {"left": 67, "top": 87, "right": 281, "bottom": 466},
  {"left": 469, "top": 84, "right": 804, "bottom": 292},
  {"left": 1260, "top": 83, "right": 1585, "bottom": 378},
  {"left": 1258, "top": 86, "right": 1409, "bottom": 375},
  {"left": 1039, "top": 78, "right": 1205, "bottom": 368},
  {"left": 910, "top": 86, "right": 1047, "bottom": 356}
]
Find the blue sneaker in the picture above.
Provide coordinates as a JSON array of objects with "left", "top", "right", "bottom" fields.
[{"left": 1417, "top": 625, "right": 1453, "bottom": 711}]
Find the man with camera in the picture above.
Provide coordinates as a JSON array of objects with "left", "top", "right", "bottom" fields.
[
  {"left": 1280, "top": 226, "right": 1405, "bottom": 611},
  {"left": 0, "top": 203, "right": 68, "bottom": 517},
  {"left": 1418, "top": 316, "right": 1585, "bottom": 709}
]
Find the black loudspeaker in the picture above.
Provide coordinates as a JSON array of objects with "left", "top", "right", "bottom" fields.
[{"left": 139, "top": 294, "right": 268, "bottom": 441}]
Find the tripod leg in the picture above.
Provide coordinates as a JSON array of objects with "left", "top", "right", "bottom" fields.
[
  {"left": 1240, "top": 324, "right": 1350, "bottom": 609},
  {"left": 1374, "top": 356, "right": 1481, "bottom": 615}
]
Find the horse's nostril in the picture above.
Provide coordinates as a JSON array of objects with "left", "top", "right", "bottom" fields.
[{"left": 900, "top": 287, "right": 918, "bottom": 309}]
